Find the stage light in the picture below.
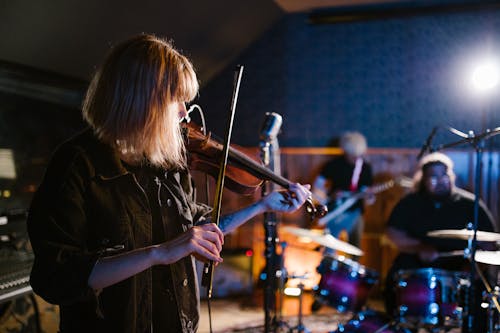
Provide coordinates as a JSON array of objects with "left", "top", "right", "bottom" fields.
[{"left": 470, "top": 59, "right": 499, "bottom": 94}]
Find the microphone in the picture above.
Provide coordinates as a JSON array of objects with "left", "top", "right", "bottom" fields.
[
  {"left": 259, "top": 112, "right": 282, "bottom": 142},
  {"left": 417, "top": 126, "right": 439, "bottom": 160}
]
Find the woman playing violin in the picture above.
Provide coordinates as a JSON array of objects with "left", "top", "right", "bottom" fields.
[{"left": 27, "top": 34, "right": 310, "bottom": 333}]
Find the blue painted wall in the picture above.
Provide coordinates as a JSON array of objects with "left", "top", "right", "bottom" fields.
[{"left": 199, "top": 10, "right": 500, "bottom": 149}]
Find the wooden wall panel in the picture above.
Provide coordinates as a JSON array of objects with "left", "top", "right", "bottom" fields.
[{"left": 192, "top": 148, "right": 500, "bottom": 287}]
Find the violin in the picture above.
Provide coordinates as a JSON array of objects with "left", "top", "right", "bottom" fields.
[{"left": 182, "top": 121, "right": 327, "bottom": 219}]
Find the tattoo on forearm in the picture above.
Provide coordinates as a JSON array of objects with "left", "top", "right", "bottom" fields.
[{"left": 218, "top": 214, "right": 236, "bottom": 233}]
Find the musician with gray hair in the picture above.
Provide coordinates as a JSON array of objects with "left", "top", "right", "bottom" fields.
[{"left": 313, "top": 131, "right": 374, "bottom": 247}]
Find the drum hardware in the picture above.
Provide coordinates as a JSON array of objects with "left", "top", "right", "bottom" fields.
[
  {"left": 282, "top": 226, "right": 363, "bottom": 256},
  {"left": 427, "top": 227, "right": 500, "bottom": 332},
  {"left": 428, "top": 227, "right": 500, "bottom": 331},
  {"left": 257, "top": 240, "right": 290, "bottom": 332},
  {"left": 474, "top": 249, "right": 500, "bottom": 333},
  {"left": 432, "top": 248, "right": 500, "bottom": 332},
  {"left": 470, "top": 260, "right": 500, "bottom": 333},
  {"left": 285, "top": 274, "right": 311, "bottom": 333},
  {"left": 257, "top": 241, "right": 309, "bottom": 333},
  {"left": 275, "top": 242, "right": 289, "bottom": 332},
  {"left": 482, "top": 286, "right": 500, "bottom": 333}
]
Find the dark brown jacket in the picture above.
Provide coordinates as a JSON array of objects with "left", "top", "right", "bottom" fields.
[{"left": 28, "top": 128, "right": 211, "bottom": 333}]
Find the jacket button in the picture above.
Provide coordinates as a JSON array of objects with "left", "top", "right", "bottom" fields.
[
  {"left": 187, "top": 320, "right": 193, "bottom": 329},
  {"left": 183, "top": 278, "right": 188, "bottom": 287},
  {"left": 167, "top": 199, "right": 172, "bottom": 207}
]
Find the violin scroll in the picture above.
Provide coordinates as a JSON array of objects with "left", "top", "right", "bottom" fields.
[{"left": 305, "top": 197, "right": 328, "bottom": 220}]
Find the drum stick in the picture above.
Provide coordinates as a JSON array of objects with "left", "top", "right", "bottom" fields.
[{"left": 437, "top": 250, "right": 466, "bottom": 258}]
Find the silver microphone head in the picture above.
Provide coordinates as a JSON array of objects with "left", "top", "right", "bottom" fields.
[{"left": 259, "top": 112, "right": 282, "bottom": 141}]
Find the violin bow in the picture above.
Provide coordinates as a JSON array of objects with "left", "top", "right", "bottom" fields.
[{"left": 201, "top": 65, "right": 244, "bottom": 299}]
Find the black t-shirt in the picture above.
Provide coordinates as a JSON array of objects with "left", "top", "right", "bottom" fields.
[
  {"left": 387, "top": 188, "right": 495, "bottom": 272},
  {"left": 320, "top": 155, "right": 373, "bottom": 211}
]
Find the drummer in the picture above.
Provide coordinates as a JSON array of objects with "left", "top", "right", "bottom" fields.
[{"left": 384, "top": 152, "right": 497, "bottom": 328}]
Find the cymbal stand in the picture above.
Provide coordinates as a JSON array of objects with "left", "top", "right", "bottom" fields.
[{"left": 287, "top": 274, "right": 311, "bottom": 333}]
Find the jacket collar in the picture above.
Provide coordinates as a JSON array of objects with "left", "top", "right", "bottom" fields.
[{"left": 77, "top": 128, "right": 129, "bottom": 180}]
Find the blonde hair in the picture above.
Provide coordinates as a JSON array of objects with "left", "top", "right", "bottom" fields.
[
  {"left": 413, "top": 152, "right": 456, "bottom": 192},
  {"left": 83, "top": 34, "right": 199, "bottom": 169},
  {"left": 340, "top": 131, "right": 367, "bottom": 158}
]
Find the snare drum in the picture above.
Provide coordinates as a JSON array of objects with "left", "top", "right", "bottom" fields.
[
  {"left": 314, "top": 255, "right": 379, "bottom": 312},
  {"left": 394, "top": 268, "right": 468, "bottom": 327}
]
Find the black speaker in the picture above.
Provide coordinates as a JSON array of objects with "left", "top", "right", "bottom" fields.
[{"left": 197, "top": 248, "right": 253, "bottom": 299}]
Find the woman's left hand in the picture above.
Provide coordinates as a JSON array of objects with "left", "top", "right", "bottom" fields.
[{"left": 262, "top": 183, "right": 311, "bottom": 213}]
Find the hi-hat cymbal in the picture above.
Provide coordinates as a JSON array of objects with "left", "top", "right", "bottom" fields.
[
  {"left": 475, "top": 251, "right": 500, "bottom": 266},
  {"left": 281, "top": 226, "right": 363, "bottom": 256},
  {"left": 427, "top": 229, "right": 500, "bottom": 242}
]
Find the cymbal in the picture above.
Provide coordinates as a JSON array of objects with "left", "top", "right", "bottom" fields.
[
  {"left": 475, "top": 251, "right": 500, "bottom": 266},
  {"left": 427, "top": 229, "right": 500, "bottom": 242},
  {"left": 281, "top": 226, "right": 363, "bottom": 256}
]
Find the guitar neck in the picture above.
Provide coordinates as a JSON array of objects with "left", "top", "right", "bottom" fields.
[
  {"left": 370, "top": 179, "right": 395, "bottom": 194},
  {"left": 333, "top": 179, "right": 395, "bottom": 200}
]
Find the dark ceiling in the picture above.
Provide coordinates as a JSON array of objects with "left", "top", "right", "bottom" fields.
[
  {"left": 2, "top": 0, "right": 495, "bottom": 95},
  {"left": 0, "top": 0, "right": 284, "bottom": 85},
  {"left": 2, "top": 0, "right": 478, "bottom": 87}
]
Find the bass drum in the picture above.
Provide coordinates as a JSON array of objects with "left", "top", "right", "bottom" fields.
[
  {"left": 332, "top": 310, "right": 412, "bottom": 333},
  {"left": 314, "top": 255, "right": 379, "bottom": 313}
]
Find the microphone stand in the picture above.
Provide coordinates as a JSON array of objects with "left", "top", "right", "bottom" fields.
[
  {"left": 417, "top": 126, "right": 439, "bottom": 160},
  {"left": 260, "top": 113, "right": 282, "bottom": 333},
  {"left": 429, "top": 126, "right": 500, "bottom": 333}
]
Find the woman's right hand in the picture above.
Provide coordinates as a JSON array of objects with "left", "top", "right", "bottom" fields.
[{"left": 151, "top": 223, "right": 224, "bottom": 265}]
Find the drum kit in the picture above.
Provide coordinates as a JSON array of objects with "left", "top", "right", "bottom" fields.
[{"left": 281, "top": 226, "right": 500, "bottom": 333}]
